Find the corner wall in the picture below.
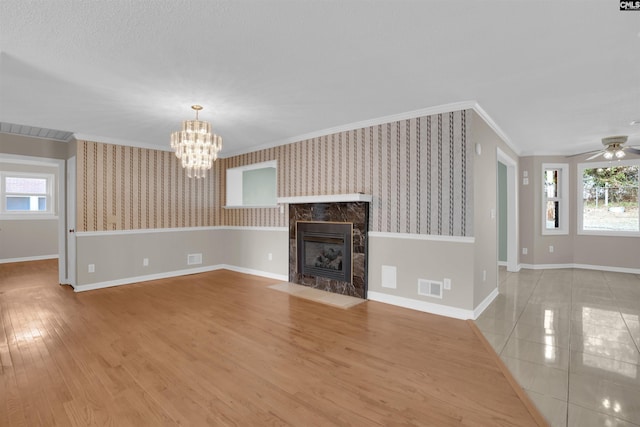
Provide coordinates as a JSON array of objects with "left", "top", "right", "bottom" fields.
[{"left": 471, "top": 111, "right": 519, "bottom": 308}]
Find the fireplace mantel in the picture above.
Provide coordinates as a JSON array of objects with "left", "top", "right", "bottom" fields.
[{"left": 277, "top": 193, "right": 372, "bottom": 204}]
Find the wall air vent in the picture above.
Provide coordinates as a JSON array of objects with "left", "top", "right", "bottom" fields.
[
  {"left": 418, "top": 279, "right": 443, "bottom": 299},
  {"left": 187, "top": 253, "right": 203, "bottom": 265}
]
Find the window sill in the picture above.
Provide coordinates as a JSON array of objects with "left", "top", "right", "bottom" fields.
[
  {"left": 541, "top": 230, "right": 569, "bottom": 236},
  {"left": 0, "top": 214, "right": 59, "bottom": 220},
  {"left": 577, "top": 230, "right": 640, "bottom": 238}
]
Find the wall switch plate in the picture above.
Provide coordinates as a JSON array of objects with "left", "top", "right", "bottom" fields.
[
  {"left": 523, "top": 171, "right": 528, "bottom": 177},
  {"left": 88, "top": 264, "right": 95, "bottom": 273},
  {"left": 482, "top": 270, "right": 487, "bottom": 282},
  {"left": 143, "top": 258, "right": 149, "bottom": 266},
  {"left": 523, "top": 177, "right": 529, "bottom": 185},
  {"left": 443, "top": 278, "right": 451, "bottom": 290},
  {"left": 268, "top": 253, "right": 273, "bottom": 261},
  {"left": 549, "top": 245, "right": 554, "bottom": 253},
  {"left": 522, "top": 247, "right": 528, "bottom": 255}
]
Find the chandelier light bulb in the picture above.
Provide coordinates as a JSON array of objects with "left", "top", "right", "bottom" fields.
[
  {"left": 615, "top": 149, "right": 625, "bottom": 159},
  {"left": 603, "top": 150, "right": 614, "bottom": 160}
]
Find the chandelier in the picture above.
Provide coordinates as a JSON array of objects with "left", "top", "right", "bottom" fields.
[{"left": 170, "top": 105, "right": 222, "bottom": 178}]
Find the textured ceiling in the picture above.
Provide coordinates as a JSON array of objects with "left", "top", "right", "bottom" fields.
[{"left": 1, "top": 0, "right": 639, "bottom": 157}]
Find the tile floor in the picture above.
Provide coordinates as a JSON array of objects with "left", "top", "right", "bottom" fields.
[{"left": 476, "top": 268, "right": 640, "bottom": 427}]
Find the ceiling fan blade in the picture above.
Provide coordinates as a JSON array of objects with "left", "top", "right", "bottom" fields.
[
  {"left": 626, "top": 147, "right": 640, "bottom": 155},
  {"left": 586, "top": 151, "right": 604, "bottom": 160},
  {"left": 566, "top": 149, "right": 600, "bottom": 158}
]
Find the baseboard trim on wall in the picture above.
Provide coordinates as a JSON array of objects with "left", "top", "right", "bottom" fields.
[
  {"left": 72, "top": 265, "right": 288, "bottom": 293},
  {"left": 368, "top": 232, "right": 475, "bottom": 244},
  {"left": 367, "top": 291, "right": 474, "bottom": 320},
  {"left": 0, "top": 254, "right": 58, "bottom": 264},
  {"left": 498, "top": 261, "right": 507, "bottom": 267},
  {"left": 73, "top": 265, "right": 226, "bottom": 292},
  {"left": 219, "top": 264, "right": 288, "bottom": 281},
  {"left": 519, "top": 263, "right": 640, "bottom": 275},
  {"left": 473, "top": 287, "right": 499, "bottom": 319}
]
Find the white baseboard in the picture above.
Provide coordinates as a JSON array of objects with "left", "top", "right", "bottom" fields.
[
  {"left": 473, "top": 287, "right": 499, "bottom": 319},
  {"left": 367, "top": 291, "right": 474, "bottom": 320},
  {"left": 219, "top": 265, "right": 288, "bottom": 281},
  {"left": 498, "top": 261, "right": 508, "bottom": 267},
  {"left": 519, "top": 263, "right": 640, "bottom": 275},
  {"left": 73, "top": 265, "right": 225, "bottom": 292},
  {"left": 0, "top": 254, "right": 58, "bottom": 264},
  {"left": 73, "top": 264, "right": 287, "bottom": 292}
]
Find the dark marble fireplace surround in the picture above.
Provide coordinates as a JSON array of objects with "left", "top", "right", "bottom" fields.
[{"left": 289, "top": 201, "right": 369, "bottom": 299}]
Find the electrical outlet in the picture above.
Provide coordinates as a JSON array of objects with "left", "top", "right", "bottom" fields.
[
  {"left": 88, "top": 264, "right": 95, "bottom": 273},
  {"left": 143, "top": 258, "right": 149, "bottom": 267},
  {"left": 522, "top": 247, "right": 528, "bottom": 255},
  {"left": 523, "top": 177, "right": 529, "bottom": 185},
  {"left": 549, "top": 245, "right": 554, "bottom": 253},
  {"left": 443, "top": 278, "right": 451, "bottom": 290}
]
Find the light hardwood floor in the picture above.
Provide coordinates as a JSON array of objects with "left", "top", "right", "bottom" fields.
[{"left": 1, "top": 260, "right": 542, "bottom": 426}]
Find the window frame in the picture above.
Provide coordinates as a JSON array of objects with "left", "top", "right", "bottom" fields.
[
  {"left": 541, "top": 163, "right": 569, "bottom": 235},
  {"left": 0, "top": 171, "right": 57, "bottom": 219},
  {"left": 577, "top": 159, "right": 640, "bottom": 237}
]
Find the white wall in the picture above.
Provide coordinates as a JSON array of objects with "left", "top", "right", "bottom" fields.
[
  {"left": 74, "top": 227, "right": 289, "bottom": 291},
  {"left": 368, "top": 234, "right": 475, "bottom": 317}
]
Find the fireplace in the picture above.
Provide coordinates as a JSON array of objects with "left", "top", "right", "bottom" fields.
[
  {"left": 289, "top": 201, "right": 369, "bottom": 299},
  {"left": 297, "top": 222, "right": 352, "bottom": 283}
]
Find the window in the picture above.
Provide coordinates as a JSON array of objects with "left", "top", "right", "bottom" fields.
[
  {"left": 542, "top": 163, "right": 569, "bottom": 235},
  {"left": 0, "top": 172, "right": 56, "bottom": 217},
  {"left": 578, "top": 160, "right": 639, "bottom": 236},
  {"left": 225, "top": 160, "right": 277, "bottom": 207}
]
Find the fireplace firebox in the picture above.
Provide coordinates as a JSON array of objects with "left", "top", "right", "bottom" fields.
[{"left": 297, "top": 222, "right": 352, "bottom": 283}]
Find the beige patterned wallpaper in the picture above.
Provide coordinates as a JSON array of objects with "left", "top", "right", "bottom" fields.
[
  {"left": 220, "top": 109, "right": 473, "bottom": 236},
  {"left": 77, "top": 109, "right": 473, "bottom": 236},
  {"left": 77, "top": 141, "right": 217, "bottom": 231}
]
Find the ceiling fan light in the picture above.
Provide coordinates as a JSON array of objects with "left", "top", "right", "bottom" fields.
[
  {"left": 615, "top": 149, "right": 626, "bottom": 159},
  {"left": 603, "top": 151, "right": 614, "bottom": 160}
]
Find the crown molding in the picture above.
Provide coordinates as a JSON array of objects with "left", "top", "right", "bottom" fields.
[
  {"left": 73, "top": 133, "right": 173, "bottom": 152},
  {"left": 73, "top": 101, "right": 522, "bottom": 159},
  {"left": 469, "top": 102, "right": 520, "bottom": 157},
  {"left": 221, "top": 100, "right": 520, "bottom": 158}
]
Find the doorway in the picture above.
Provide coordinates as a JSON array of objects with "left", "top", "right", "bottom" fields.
[{"left": 496, "top": 149, "right": 518, "bottom": 272}]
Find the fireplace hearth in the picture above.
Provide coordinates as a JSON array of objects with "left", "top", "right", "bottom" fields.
[{"left": 289, "top": 201, "right": 369, "bottom": 299}]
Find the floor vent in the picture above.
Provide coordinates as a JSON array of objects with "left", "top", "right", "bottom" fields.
[
  {"left": 418, "top": 279, "right": 443, "bottom": 299},
  {"left": 187, "top": 253, "right": 203, "bottom": 265}
]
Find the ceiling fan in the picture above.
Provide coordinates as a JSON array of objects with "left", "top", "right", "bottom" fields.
[{"left": 572, "top": 136, "right": 640, "bottom": 160}]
